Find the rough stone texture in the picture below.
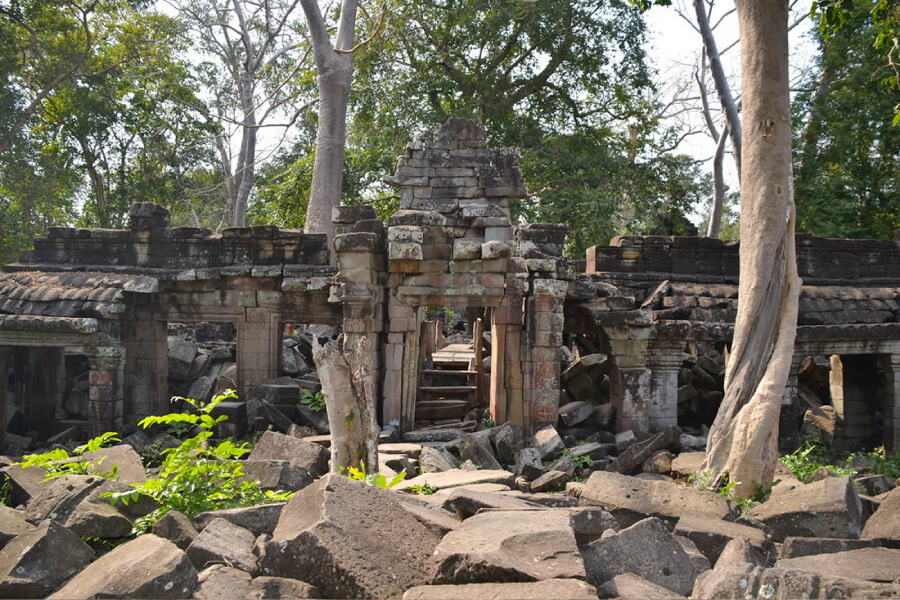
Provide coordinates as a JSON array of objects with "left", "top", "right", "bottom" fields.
[
  {"left": 419, "top": 446, "right": 459, "bottom": 473},
  {"left": 403, "top": 579, "right": 599, "bottom": 600},
  {"left": 187, "top": 517, "right": 258, "bottom": 575},
  {"left": 566, "top": 506, "right": 620, "bottom": 546},
  {"left": 692, "top": 564, "right": 900, "bottom": 599},
  {"left": 514, "top": 448, "right": 545, "bottom": 480},
  {"left": 715, "top": 537, "right": 768, "bottom": 568},
  {"left": 0, "top": 505, "right": 35, "bottom": 549},
  {"left": 396, "top": 469, "right": 515, "bottom": 492},
  {"left": 262, "top": 474, "right": 441, "bottom": 599},
  {"left": 152, "top": 509, "right": 199, "bottom": 551},
  {"left": 245, "top": 576, "right": 320, "bottom": 599},
  {"left": 247, "top": 431, "right": 330, "bottom": 478},
  {"left": 670, "top": 452, "right": 705, "bottom": 478},
  {"left": 532, "top": 426, "right": 565, "bottom": 460},
  {"left": 400, "top": 501, "right": 461, "bottom": 537},
  {"left": 529, "top": 470, "right": 569, "bottom": 493},
  {"left": 579, "top": 471, "right": 737, "bottom": 529},
  {"left": 558, "top": 401, "right": 596, "bottom": 428},
  {"left": 430, "top": 509, "right": 585, "bottom": 584},
  {"left": 23, "top": 474, "right": 158, "bottom": 538},
  {"left": 776, "top": 547, "right": 900, "bottom": 583},
  {"left": 49, "top": 534, "right": 198, "bottom": 599},
  {"left": 780, "top": 536, "right": 883, "bottom": 559},
  {"left": 0, "top": 519, "right": 94, "bottom": 598},
  {"left": 83, "top": 444, "right": 147, "bottom": 484},
  {"left": 489, "top": 422, "right": 525, "bottom": 466},
  {"left": 597, "top": 573, "right": 687, "bottom": 600},
  {"left": 193, "top": 503, "right": 285, "bottom": 537},
  {"left": 457, "top": 431, "right": 503, "bottom": 470},
  {"left": 0, "top": 464, "right": 46, "bottom": 506},
  {"left": 676, "top": 534, "right": 713, "bottom": 575},
  {"left": 746, "top": 476, "right": 862, "bottom": 542},
  {"left": 581, "top": 517, "right": 697, "bottom": 596},
  {"left": 193, "top": 565, "right": 252, "bottom": 600},
  {"left": 674, "top": 514, "right": 770, "bottom": 564},
  {"left": 607, "top": 426, "right": 679, "bottom": 475},
  {"left": 862, "top": 485, "right": 900, "bottom": 541},
  {"left": 441, "top": 488, "right": 536, "bottom": 519},
  {"left": 241, "top": 460, "right": 314, "bottom": 491}
]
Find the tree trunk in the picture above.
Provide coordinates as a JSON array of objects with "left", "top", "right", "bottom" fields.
[
  {"left": 311, "top": 332, "right": 379, "bottom": 473},
  {"left": 706, "top": 126, "right": 728, "bottom": 238},
  {"left": 701, "top": 0, "right": 801, "bottom": 498},
  {"left": 233, "top": 71, "right": 258, "bottom": 227}
]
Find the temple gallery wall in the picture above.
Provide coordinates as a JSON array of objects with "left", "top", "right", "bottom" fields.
[{"left": 1, "top": 119, "right": 899, "bottom": 452}]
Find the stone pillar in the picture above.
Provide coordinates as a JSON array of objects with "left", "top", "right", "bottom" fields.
[
  {"left": 86, "top": 346, "right": 125, "bottom": 436},
  {"left": 382, "top": 298, "right": 415, "bottom": 428},
  {"left": 0, "top": 347, "right": 12, "bottom": 445},
  {"left": 339, "top": 281, "right": 384, "bottom": 410},
  {"left": 523, "top": 279, "right": 567, "bottom": 434},
  {"left": 490, "top": 278, "right": 525, "bottom": 428},
  {"left": 123, "top": 306, "right": 168, "bottom": 425},
  {"left": 236, "top": 308, "right": 280, "bottom": 401},
  {"left": 646, "top": 340, "right": 686, "bottom": 431},
  {"left": 880, "top": 354, "right": 900, "bottom": 450},
  {"left": 604, "top": 325, "right": 652, "bottom": 434},
  {"left": 26, "top": 347, "right": 65, "bottom": 434},
  {"left": 782, "top": 354, "right": 804, "bottom": 407}
]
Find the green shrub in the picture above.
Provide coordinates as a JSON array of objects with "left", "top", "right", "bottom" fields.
[
  {"left": 780, "top": 441, "right": 856, "bottom": 483},
  {"left": 341, "top": 462, "right": 406, "bottom": 489},
  {"left": 299, "top": 389, "right": 326, "bottom": 412},
  {"left": 20, "top": 432, "right": 121, "bottom": 480}
]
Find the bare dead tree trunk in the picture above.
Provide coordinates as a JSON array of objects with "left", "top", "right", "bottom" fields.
[
  {"left": 233, "top": 71, "right": 258, "bottom": 227},
  {"left": 707, "top": 125, "right": 728, "bottom": 238},
  {"left": 300, "top": 0, "right": 358, "bottom": 247},
  {"left": 312, "top": 332, "right": 379, "bottom": 473},
  {"left": 701, "top": 0, "right": 801, "bottom": 497}
]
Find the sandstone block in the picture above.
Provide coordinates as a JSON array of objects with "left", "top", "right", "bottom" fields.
[
  {"left": 193, "top": 565, "right": 251, "bottom": 600},
  {"left": 532, "top": 425, "right": 565, "bottom": 461},
  {"left": 441, "top": 488, "right": 535, "bottom": 519},
  {"left": 247, "top": 431, "right": 329, "bottom": 478},
  {"left": 862, "top": 485, "right": 900, "bottom": 541},
  {"left": 402, "top": 580, "right": 598, "bottom": 600},
  {"left": 457, "top": 431, "right": 502, "bottom": 470},
  {"left": 597, "top": 574, "right": 686, "bottom": 600},
  {"left": 395, "top": 469, "right": 515, "bottom": 492},
  {"left": 674, "top": 513, "right": 770, "bottom": 564},
  {"left": 246, "top": 576, "right": 320, "bottom": 599},
  {"left": 776, "top": 547, "right": 900, "bottom": 583},
  {"left": 0, "top": 519, "right": 94, "bottom": 598},
  {"left": 187, "top": 517, "right": 258, "bottom": 575},
  {"left": 152, "top": 510, "right": 199, "bottom": 551},
  {"left": 193, "top": 503, "right": 285, "bottom": 537},
  {"left": 489, "top": 422, "right": 525, "bottom": 466},
  {"left": 0, "top": 505, "right": 35, "bottom": 549}
]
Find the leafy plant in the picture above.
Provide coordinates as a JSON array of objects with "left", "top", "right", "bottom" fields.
[
  {"left": 562, "top": 448, "right": 593, "bottom": 469},
  {"left": 780, "top": 440, "right": 856, "bottom": 483},
  {"left": 0, "top": 476, "right": 12, "bottom": 507},
  {"left": 341, "top": 461, "right": 406, "bottom": 489},
  {"left": 105, "top": 390, "right": 293, "bottom": 533},
  {"left": 849, "top": 446, "right": 900, "bottom": 479},
  {"left": 299, "top": 389, "right": 326, "bottom": 413},
  {"left": 406, "top": 481, "right": 438, "bottom": 495},
  {"left": 20, "top": 432, "right": 121, "bottom": 480}
]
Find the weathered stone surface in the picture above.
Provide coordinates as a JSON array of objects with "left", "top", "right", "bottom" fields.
[
  {"left": 676, "top": 534, "right": 713, "bottom": 575},
  {"left": 747, "top": 476, "right": 862, "bottom": 542},
  {"left": 597, "top": 573, "right": 687, "bottom": 600},
  {"left": 557, "top": 401, "right": 596, "bottom": 428},
  {"left": 549, "top": 455, "right": 577, "bottom": 477},
  {"left": 23, "top": 474, "right": 158, "bottom": 538},
  {"left": 693, "top": 564, "right": 900, "bottom": 599},
  {"left": 419, "top": 446, "right": 459, "bottom": 473},
  {"left": 247, "top": 431, "right": 330, "bottom": 477},
  {"left": 0, "top": 464, "right": 45, "bottom": 506},
  {"left": 49, "top": 534, "right": 198, "bottom": 599},
  {"left": 489, "top": 422, "right": 525, "bottom": 466},
  {"left": 403, "top": 579, "right": 599, "bottom": 600},
  {"left": 245, "top": 576, "right": 320, "bottom": 599},
  {"left": 193, "top": 503, "right": 285, "bottom": 536},
  {"left": 0, "top": 505, "right": 35, "bottom": 549},
  {"left": 670, "top": 451, "right": 705, "bottom": 478},
  {"left": 430, "top": 509, "right": 585, "bottom": 584},
  {"left": 241, "top": 460, "right": 314, "bottom": 491},
  {"left": 441, "top": 488, "right": 535, "bottom": 519},
  {"left": 566, "top": 506, "right": 620, "bottom": 545},
  {"left": 168, "top": 337, "right": 198, "bottom": 381},
  {"left": 579, "top": 471, "right": 737, "bottom": 528},
  {"left": 581, "top": 517, "right": 697, "bottom": 596},
  {"left": 529, "top": 470, "right": 569, "bottom": 493},
  {"left": 0, "top": 519, "right": 94, "bottom": 598},
  {"left": 400, "top": 500, "right": 461, "bottom": 537},
  {"left": 396, "top": 469, "right": 515, "bottom": 492},
  {"left": 187, "top": 517, "right": 258, "bottom": 575},
  {"left": 193, "top": 564, "right": 252, "bottom": 600},
  {"left": 780, "top": 536, "right": 882, "bottom": 559},
  {"left": 262, "top": 474, "right": 440, "bottom": 598},
  {"left": 862, "top": 485, "right": 900, "bottom": 541},
  {"left": 715, "top": 537, "right": 768, "bottom": 568},
  {"left": 152, "top": 509, "right": 198, "bottom": 551},
  {"left": 607, "top": 426, "right": 679, "bottom": 475},
  {"left": 83, "top": 444, "right": 147, "bottom": 484},
  {"left": 674, "top": 514, "right": 770, "bottom": 564},
  {"left": 457, "top": 431, "right": 503, "bottom": 470},
  {"left": 402, "top": 430, "right": 463, "bottom": 443},
  {"left": 514, "top": 447, "right": 545, "bottom": 480},
  {"left": 776, "top": 547, "right": 900, "bottom": 583},
  {"left": 532, "top": 425, "right": 565, "bottom": 461}
]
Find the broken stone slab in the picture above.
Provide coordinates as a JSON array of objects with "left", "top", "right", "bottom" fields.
[
  {"left": 378, "top": 442, "right": 425, "bottom": 459},
  {"left": 49, "top": 534, "right": 198, "bottom": 600},
  {"left": 441, "top": 488, "right": 536, "bottom": 519},
  {"left": 247, "top": 430, "right": 330, "bottom": 478},
  {"left": 395, "top": 468, "right": 515, "bottom": 492},
  {"left": 400, "top": 500, "right": 461, "bottom": 538},
  {"left": 193, "top": 502, "right": 285, "bottom": 537},
  {"left": 693, "top": 564, "right": 900, "bottom": 599},
  {"left": 81, "top": 444, "right": 148, "bottom": 484},
  {"left": 241, "top": 460, "right": 314, "bottom": 491},
  {"left": 579, "top": 471, "right": 737, "bottom": 529},
  {"left": 168, "top": 337, "right": 198, "bottom": 382},
  {"left": 607, "top": 426, "right": 680, "bottom": 475},
  {"left": 676, "top": 534, "right": 713, "bottom": 575},
  {"left": 419, "top": 446, "right": 459, "bottom": 473},
  {"left": 715, "top": 537, "right": 768, "bottom": 568},
  {"left": 780, "top": 536, "right": 882, "bottom": 559},
  {"left": 246, "top": 576, "right": 320, "bottom": 599},
  {"left": 643, "top": 450, "right": 675, "bottom": 474},
  {"left": 457, "top": 430, "right": 503, "bottom": 470},
  {"left": 746, "top": 476, "right": 862, "bottom": 542},
  {"left": 529, "top": 470, "right": 570, "bottom": 493},
  {"left": 0, "top": 505, "right": 35, "bottom": 549},
  {"left": 262, "top": 474, "right": 441, "bottom": 599},
  {"left": 193, "top": 564, "right": 252, "bottom": 600},
  {"left": 856, "top": 474, "right": 895, "bottom": 496},
  {"left": 403, "top": 430, "right": 463, "bottom": 443},
  {"left": 0, "top": 519, "right": 94, "bottom": 598},
  {"left": 23, "top": 474, "right": 158, "bottom": 538},
  {"left": 558, "top": 401, "right": 596, "bottom": 428},
  {"left": 513, "top": 447, "right": 544, "bottom": 480},
  {"left": 489, "top": 422, "right": 525, "bottom": 466},
  {"left": 597, "top": 574, "right": 687, "bottom": 600},
  {"left": 430, "top": 509, "right": 585, "bottom": 584},
  {"left": 862, "top": 485, "right": 900, "bottom": 542},
  {"left": 776, "top": 547, "right": 900, "bottom": 583},
  {"left": 403, "top": 579, "right": 599, "bottom": 600},
  {"left": 152, "top": 510, "right": 199, "bottom": 551},
  {"left": 187, "top": 517, "right": 258, "bottom": 575},
  {"left": 674, "top": 513, "right": 771, "bottom": 564},
  {"left": 0, "top": 463, "right": 45, "bottom": 506},
  {"left": 532, "top": 425, "right": 565, "bottom": 461},
  {"left": 581, "top": 517, "right": 697, "bottom": 596},
  {"left": 670, "top": 451, "right": 705, "bottom": 478}
]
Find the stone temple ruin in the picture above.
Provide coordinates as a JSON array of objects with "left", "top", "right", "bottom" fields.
[{"left": 1, "top": 118, "right": 899, "bottom": 454}]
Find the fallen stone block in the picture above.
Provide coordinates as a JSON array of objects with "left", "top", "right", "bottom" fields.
[
  {"left": 193, "top": 503, "right": 285, "bottom": 537},
  {"left": 403, "top": 579, "right": 598, "bottom": 600},
  {"left": 0, "top": 504, "right": 35, "bottom": 549},
  {"left": 674, "top": 513, "right": 770, "bottom": 564},
  {"left": 513, "top": 447, "right": 544, "bottom": 480},
  {"left": 152, "top": 509, "right": 198, "bottom": 551},
  {"left": 193, "top": 564, "right": 252, "bottom": 599},
  {"left": 862, "top": 485, "right": 900, "bottom": 542},
  {"left": 693, "top": 564, "right": 900, "bottom": 599},
  {"left": 187, "top": 517, "right": 258, "bottom": 575},
  {"left": 776, "top": 547, "right": 900, "bottom": 583},
  {"left": 419, "top": 446, "right": 459, "bottom": 473},
  {"left": 241, "top": 460, "right": 314, "bottom": 491},
  {"left": 676, "top": 534, "right": 713, "bottom": 575},
  {"left": 669, "top": 451, "right": 705, "bottom": 478},
  {"left": 715, "top": 537, "right": 768, "bottom": 568},
  {"left": 746, "top": 476, "right": 862, "bottom": 542},
  {"left": 49, "top": 534, "right": 198, "bottom": 599},
  {"left": 457, "top": 430, "right": 502, "bottom": 470},
  {"left": 430, "top": 509, "right": 585, "bottom": 584},
  {"left": 607, "top": 426, "right": 679, "bottom": 475},
  {"left": 82, "top": 444, "right": 147, "bottom": 484},
  {"left": 597, "top": 573, "right": 686, "bottom": 600},
  {"left": 0, "top": 464, "right": 45, "bottom": 506},
  {"left": 581, "top": 517, "right": 697, "bottom": 596},
  {"left": 262, "top": 474, "right": 440, "bottom": 598},
  {"left": 532, "top": 425, "right": 565, "bottom": 461},
  {"left": 248, "top": 431, "right": 330, "bottom": 477},
  {"left": 558, "top": 401, "right": 596, "bottom": 428},
  {"left": 0, "top": 519, "right": 94, "bottom": 598},
  {"left": 489, "top": 422, "right": 525, "bottom": 466},
  {"left": 400, "top": 500, "right": 461, "bottom": 537},
  {"left": 529, "top": 470, "right": 569, "bottom": 493},
  {"left": 780, "top": 536, "right": 882, "bottom": 559},
  {"left": 579, "top": 470, "right": 737, "bottom": 529},
  {"left": 246, "top": 576, "right": 320, "bottom": 599},
  {"left": 441, "top": 488, "right": 535, "bottom": 519},
  {"left": 395, "top": 468, "right": 515, "bottom": 492}
]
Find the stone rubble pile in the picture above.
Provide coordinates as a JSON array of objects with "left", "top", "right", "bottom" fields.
[{"left": 1, "top": 422, "right": 900, "bottom": 599}]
